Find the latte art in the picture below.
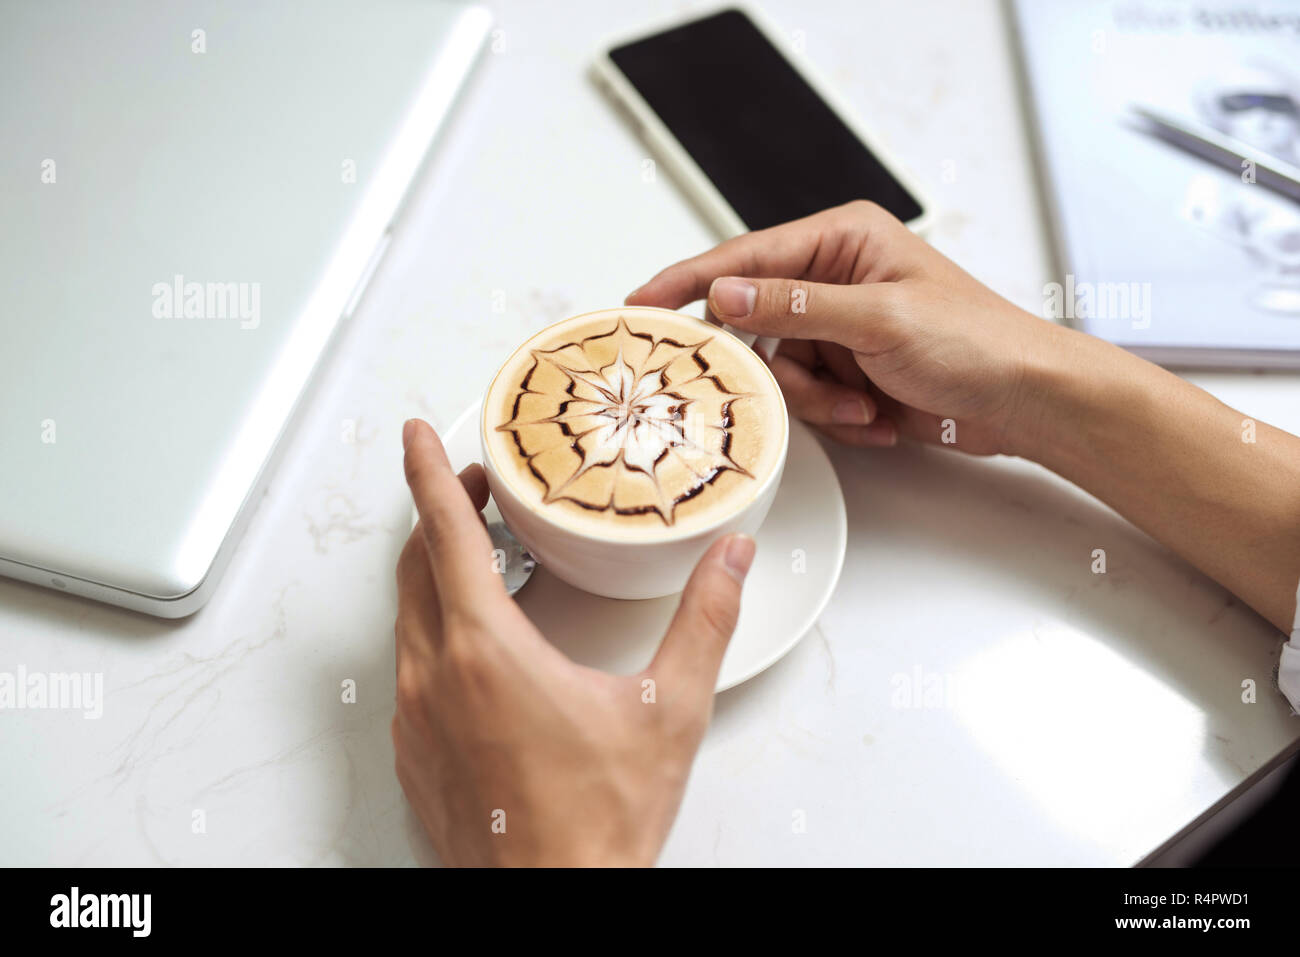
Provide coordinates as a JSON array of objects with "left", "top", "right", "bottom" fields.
[
  {"left": 501, "top": 318, "right": 750, "bottom": 523},
  {"left": 484, "top": 309, "right": 785, "bottom": 540}
]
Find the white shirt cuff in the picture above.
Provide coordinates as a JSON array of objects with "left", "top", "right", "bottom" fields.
[
  {"left": 1282, "top": 579, "right": 1300, "bottom": 715},
  {"left": 1281, "top": 642, "right": 1300, "bottom": 715}
]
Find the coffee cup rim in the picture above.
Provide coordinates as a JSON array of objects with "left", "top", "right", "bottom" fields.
[{"left": 479, "top": 306, "right": 790, "bottom": 547}]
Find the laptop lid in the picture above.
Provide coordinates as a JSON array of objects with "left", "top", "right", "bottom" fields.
[{"left": 0, "top": 0, "right": 490, "bottom": 615}]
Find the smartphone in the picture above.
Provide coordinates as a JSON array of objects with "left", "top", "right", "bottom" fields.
[{"left": 591, "top": 5, "right": 932, "bottom": 237}]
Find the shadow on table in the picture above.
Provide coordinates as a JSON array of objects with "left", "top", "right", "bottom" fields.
[
  {"left": 712, "top": 437, "right": 1292, "bottom": 797},
  {"left": 0, "top": 573, "right": 185, "bottom": 642}
]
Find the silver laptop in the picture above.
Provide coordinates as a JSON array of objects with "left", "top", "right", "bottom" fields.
[{"left": 0, "top": 0, "right": 490, "bottom": 616}]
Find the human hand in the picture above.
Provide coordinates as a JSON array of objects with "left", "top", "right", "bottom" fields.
[
  {"left": 630, "top": 203, "right": 1300, "bottom": 644},
  {"left": 392, "top": 419, "right": 756, "bottom": 866},
  {"left": 627, "top": 200, "right": 1062, "bottom": 456}
]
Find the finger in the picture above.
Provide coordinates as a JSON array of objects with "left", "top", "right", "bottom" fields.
[
  {"left": 770, "top": 333, "right": 865, "bottom": 391},
  {"left": 396, "top": 525, "right": 441, "bottom": 674},
  {"left": 709, "top": 303, "right": 777, "bottom": 365},
  {"left": 458, "top": 463, "right": 489, "bottom": 513},
  {"left": 816, "top": 340, "right": 869, "bottom": 390},
  {"left": 770, "top": 354, "right": 878, "bottom": 426},
  {"left": 403, "top": 419, "right": 506, "bottom": 613},
  {"left": 626, "top": 223, "right": 822, "bottom": 310},
  {"left": 624, "top": 200, "right": 898, "bottom": 309},
  {"left": 458, "top": 464, "right": 492, "bottom": 529},
  {"left": 708, "top": 276, "right": 904, "bottom": 353},
  {"left": 814, "top": 419, "right": 899, "bottom": 448},
  {"left": 650, "top": 534, "right": 756, "bottom": 700}
]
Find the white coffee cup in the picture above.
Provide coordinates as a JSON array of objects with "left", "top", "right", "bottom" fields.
[{"left": 480, "top": 307, "right": 789, "bottom": 600}]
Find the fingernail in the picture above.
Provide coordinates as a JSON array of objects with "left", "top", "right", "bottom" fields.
[
  {"left": 624, "top": 285, "right": 643, "bottom": 304},
  {"left": 402, "top": 419, "right": 417, "bottom": 449},
  {"left": 832, "top": 399, "right": 872, "bottom": 425},
  {"left": 710, "top": 277, "right": 756, "bottom": 319},
  {"left": 723, "top": 534, "right": 756, "bottom": 582}
]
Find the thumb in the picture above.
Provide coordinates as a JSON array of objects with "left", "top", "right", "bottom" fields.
[
  {"left": 708, "top": 275, "right": 898, "bottom": 352},
  {"left": 649, "top": 534, "right": 756, "bottom": 699}
]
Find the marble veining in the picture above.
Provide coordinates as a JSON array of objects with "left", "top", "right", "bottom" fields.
[{"left": 2, "top": 0, "right": 1298, "bottom": 867}]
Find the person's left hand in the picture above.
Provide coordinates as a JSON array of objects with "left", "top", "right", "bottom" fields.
[{"left": 392, "top": 418, "right": 756, "bottom": 866}]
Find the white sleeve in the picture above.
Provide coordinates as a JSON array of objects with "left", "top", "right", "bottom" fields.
[{"left": 1280, "top": 578, "right": 1300, "bottom": 715}]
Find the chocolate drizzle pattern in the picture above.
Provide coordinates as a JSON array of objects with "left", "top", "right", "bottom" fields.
[{"left": 495, "top": 317, "right": 756, "bottom": 525}]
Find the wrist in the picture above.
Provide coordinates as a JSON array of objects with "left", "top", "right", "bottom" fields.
[{"left": 1001, "top": 321, "right": 1145, "bottom": 468}]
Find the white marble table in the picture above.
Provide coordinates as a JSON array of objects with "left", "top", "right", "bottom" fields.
[{"left": 3, "top": 0, "right": 1298, "bottom": 866}]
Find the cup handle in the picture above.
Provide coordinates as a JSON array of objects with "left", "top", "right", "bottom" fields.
[{"left": 722, "top": 323, "right": 780, "bottom": 364}]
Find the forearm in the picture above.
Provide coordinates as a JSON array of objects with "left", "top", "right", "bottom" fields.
[{"left": 1014, "top": 323, "right": 1300, "bottom": 634}]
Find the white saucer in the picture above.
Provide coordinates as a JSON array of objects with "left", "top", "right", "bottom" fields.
[{"left": 416, "top": 402, "right": 847, "bottom": 692}]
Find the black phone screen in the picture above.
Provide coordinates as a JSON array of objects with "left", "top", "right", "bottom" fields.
[{"left": 609, "top": 8, "right": 924, "bottom": 231}]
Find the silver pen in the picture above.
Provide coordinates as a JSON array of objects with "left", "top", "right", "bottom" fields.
[{"left": 1130, "top": 103, "right": 1300, "bottom": 203}]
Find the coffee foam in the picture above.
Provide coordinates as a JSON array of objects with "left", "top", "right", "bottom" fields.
[{"left": 484, "top": 308, "right": 785, "bottom": 540}]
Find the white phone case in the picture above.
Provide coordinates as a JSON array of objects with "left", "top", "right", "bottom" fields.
[{"left": 589, "top": 2, "right": 934, "bottom": 240}]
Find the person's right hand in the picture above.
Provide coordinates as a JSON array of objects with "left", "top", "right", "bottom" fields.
[
  {"left": 393, "top": 419, "right": 755, "bottom": 866},
  {"left": 626, "top": 200, "right": 1063, "bottom": 457}
]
